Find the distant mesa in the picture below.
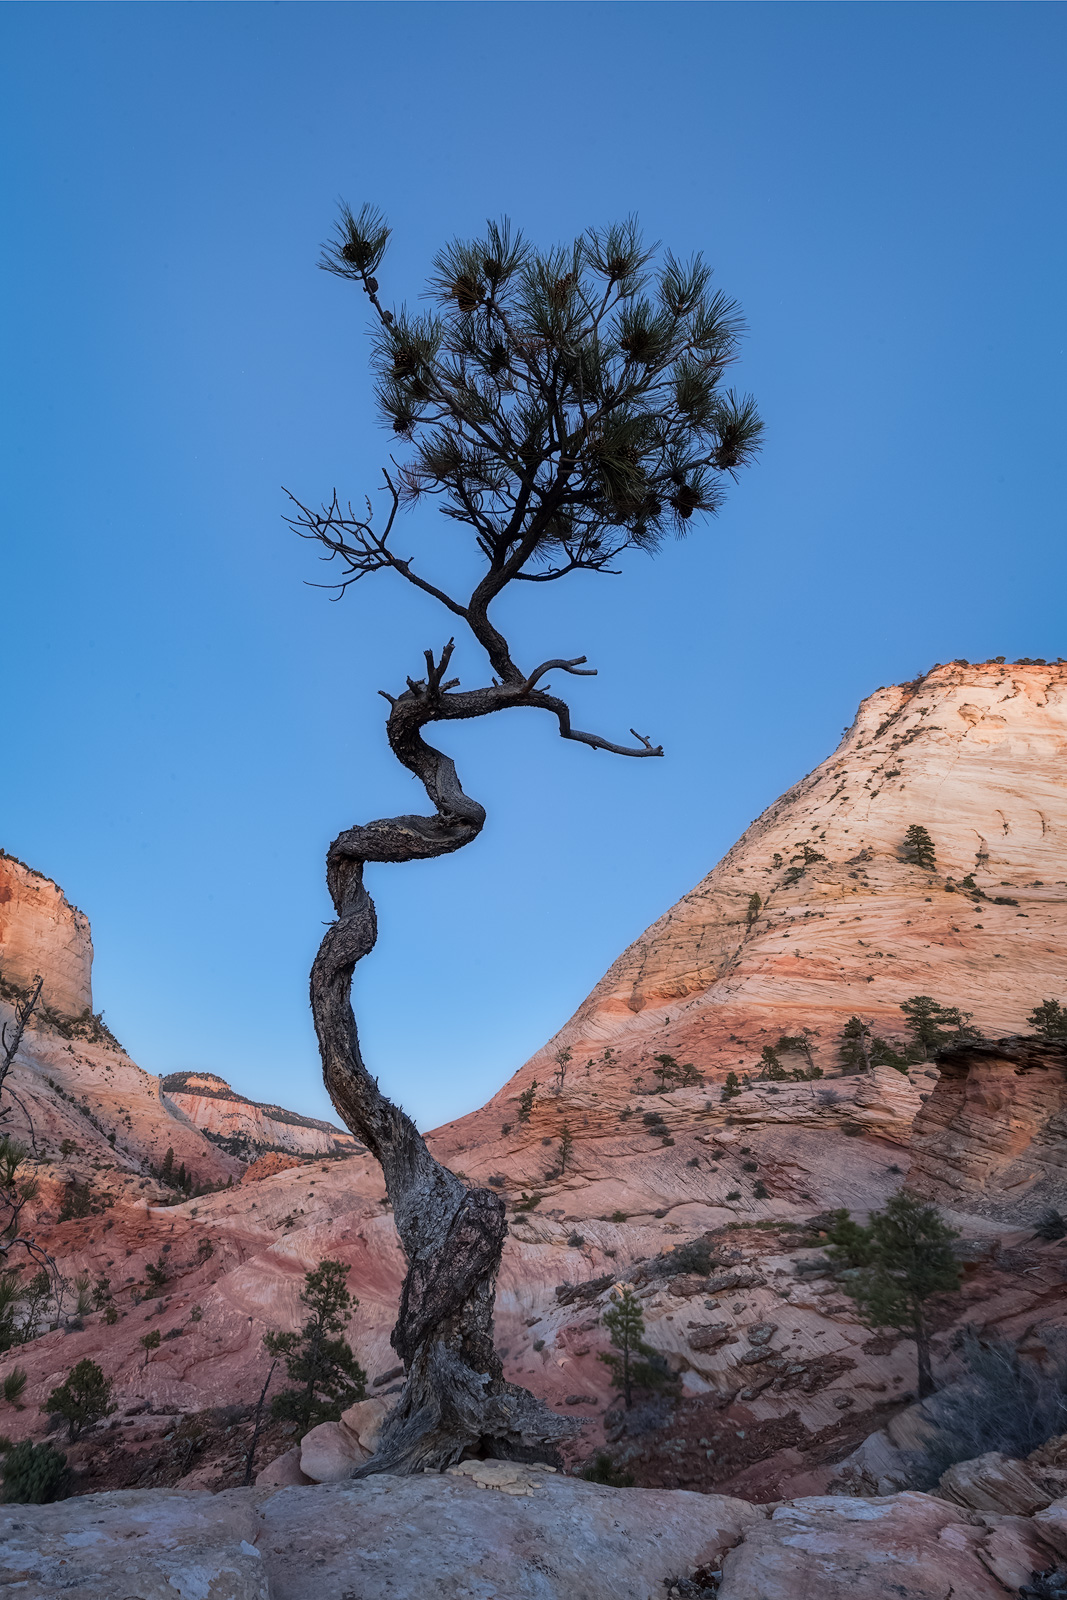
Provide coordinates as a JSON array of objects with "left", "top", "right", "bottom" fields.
[{"left": 161, "top": 1070, "right": 360, "bottom": 1157}]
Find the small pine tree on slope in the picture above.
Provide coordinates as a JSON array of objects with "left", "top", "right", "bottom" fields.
[
  {"left": 265, "top": 1259, "right": 366, "bottom": 1436},
  {"left": 826, "top": 1192, "right": 961, "bottom": 1399},
  {"left": 599, "top": 1287, "right": 676, "bottom": 1410}
]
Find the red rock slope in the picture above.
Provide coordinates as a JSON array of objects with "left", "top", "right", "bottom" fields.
[{"left": 485, "top": 658, "right": 1066, "bottom": 1103}]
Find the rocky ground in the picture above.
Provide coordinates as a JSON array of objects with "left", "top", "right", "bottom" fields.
[{"left": 9, "top": 1460, "right": 1067, "bottom": 1599}]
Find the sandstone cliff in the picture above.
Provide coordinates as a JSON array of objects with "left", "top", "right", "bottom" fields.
[
  {"left": 0, "top": 851, "right": 92, "bottom": 1017},
  {"left": 161, "top": 1071, "right": 359, "bottom": 1157},
  {"left": 495, "top": 658, "right": 1065, "bottom": 1095},
  {"left": 909, "top": 1035, "right": 1067, "bottom": 1223}
]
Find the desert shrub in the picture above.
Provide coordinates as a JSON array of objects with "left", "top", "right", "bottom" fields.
[
  {"left": 582, "top": 1450, "right": 634, "bottom": 1486},
  {"left": 57, "top": 1180, "right": 91, "bottom": 1222},
  {"left": 1034, "top": 1210, "right": 1067, "bottom": 1242},
  {"left": 1, "top": 1440, "right": 69, "bottom": 1503},
  {"left": 42, "top": 1359, "right": 115, "bottom": 1441},
  {"left": 908, "top": 1335, "right": 1067, "bottom": 1488},
  {"left": 753, "top": 1181, "right": 770, "bottom": 1200},
  {"left": 1, "top": 1368, "right": 27, "bottom": 1405},
  {"left": 1029, "top": 1001, "right": 1067, "bottom": 1042},
  {"left": 655, "top": 1237, "right": 713, "bottom": 1278}
]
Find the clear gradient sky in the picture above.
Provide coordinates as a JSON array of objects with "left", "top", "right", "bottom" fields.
[{"left": 3, "top": 3, "right": 1065, "bottom": 1131}]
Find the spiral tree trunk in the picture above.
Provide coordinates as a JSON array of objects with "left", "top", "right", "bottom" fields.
[{"left": 310, "top": 648, "right": 580, "bottom": 1475}]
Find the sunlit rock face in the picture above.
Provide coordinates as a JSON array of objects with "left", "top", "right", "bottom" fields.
[
  {"left": 161, "top": 1071, "right": 359, "bottom": 1157},
  {"left": 0, "top": 851, "right": 93, "bottom": 1016},
  {"left": 493, "top": 660, "right": 1067, "bottom": 1095}
]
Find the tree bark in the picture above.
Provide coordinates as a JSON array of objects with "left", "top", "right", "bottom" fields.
[{"left": 311, "top": 654, "right": 578, "bottom": 1475}]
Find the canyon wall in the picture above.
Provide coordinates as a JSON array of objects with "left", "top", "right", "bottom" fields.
[
  {"left": 0, "top": 851, "right": 93, "bottom": 1016},
  {"left": 908, "top": 1035, "right": 1067, "bottom": 1223},
  {"left": 491, "top": 659, "right": 1066, "bottom": 1103}
]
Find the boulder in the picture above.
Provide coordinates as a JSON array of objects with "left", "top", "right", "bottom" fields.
[
  {"left": 715, "top": 1492, "right": 1012, "bottom": 1599},
  {"left": 255, "top": 1444, "right": 311, "bottom": 1487},
  {"left": 938, "top": 1451, "right": 1059, "bottom": 1516},
  {"left": 298, "top": 1419, "right": 364, "bottom": 1483},
  {"left": 339, "top": 1393, "right": 394, "bottom": 1455},
  {"left": 687, "top": 1322, "right": 735, "bottom": 1352},
  {"left": 1032, "top": 1496, "right": 1067, "bottom": 1560}
]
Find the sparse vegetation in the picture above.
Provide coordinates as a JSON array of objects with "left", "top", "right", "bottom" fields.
[
  {"left": 651, "top": 1054, "right": 703, "bottom": 1091},
  {"left": 910, "top": 1334, "right": 1067, "bottom": 1489},
  {"left": 1, "top": 1439, "right": 69, "bottom": 1503},
  {"left": 757, "top": 1046, "right": 788, "bottom": 1081},
  {"left": 902, "top": 824, "right": 937, "bottom": 870},
  {"left": 720, "top": 1071, "right": 741, "bottom": 1103},
  {"left": 140, "top": 1329, "right": 161, "bottom": 1365},
  {"left": 599, "top": 1287, "right": 676, "bottom": 1410},
  {"left": 264, "top": 1259, "right": 366, "bottom": 1436},
  {"left": 900, "top": 995, "right": 980, "bottom": 1059},
  {"left": 57, "top": 1177, "right": 92, "bottom": 1222},
  {"left": 582, "top": 1450, "right": 634, "bottom": 1486},
  {"left": 42, "top": 1359, "right": 115, "bottom": 1441},
  {"left": 1, "top": 1367, "right": 27, "bottom": 1405},
  {"left": 825, "top": 1193, "right": 961, "bottom": 1398},
  {"left": 1034, "top": 1209, "right": 1067, "bottom": 1242},
  {"left": 517, "top": 1082, "right": 538, "bottom": 1123},
  {"left": 1029, "top": 1000, "right": 1067, "bottom": 1041},
  {"left": 558, "top": 1123, "right": 574, "bottom": 1173},
  {"left": 838, "top": 1016, "right": 909, "bottom": 1074}
]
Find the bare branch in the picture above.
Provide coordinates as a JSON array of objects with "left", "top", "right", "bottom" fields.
[{"left": 521, "top": 656, "right": 596, "bottom": 691}]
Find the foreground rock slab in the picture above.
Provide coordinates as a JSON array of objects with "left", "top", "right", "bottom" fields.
[
  {"left": 8, "top": 1474, "right": 1067, "bottom": 1599},
  {"left": 259, "top": 1476, "right": 761, "bottom": 1599},
  {"left": 0, "top": 1489, "right": 269, "bottom": 1600}
]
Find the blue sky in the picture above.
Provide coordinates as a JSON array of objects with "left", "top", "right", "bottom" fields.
[{"left": 3, "top": 3, "right": 1064, "bottom": 1131}]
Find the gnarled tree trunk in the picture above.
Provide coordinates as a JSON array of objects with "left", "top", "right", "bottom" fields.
[{"left": 311, "top": 649, "right": 579, "bottom": 1474}]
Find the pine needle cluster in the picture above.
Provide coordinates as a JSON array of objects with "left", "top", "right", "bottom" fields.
[{"left": 309, "top": 207, "right": 761, "bottom": 589}]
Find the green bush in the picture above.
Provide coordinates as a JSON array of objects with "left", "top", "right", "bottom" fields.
[
  {"left": 1, "top": 1368, "right": 27, "bottom": 1405},
  {"left": 1, "top": 1440, "right": 70, "bottom": 1503},
  {"left": 42, "top": 1359, "right": 115, "bottom": 1441},
  {"left": 582, "top": 1450, "right": 634, "bottom": 1486}
]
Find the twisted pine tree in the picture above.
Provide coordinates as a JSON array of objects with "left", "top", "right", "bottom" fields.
[{"left": 288, "top": 206, "right": 762, "bottom": 1475}]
